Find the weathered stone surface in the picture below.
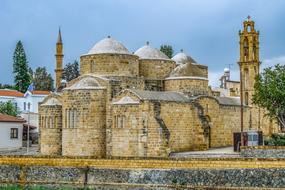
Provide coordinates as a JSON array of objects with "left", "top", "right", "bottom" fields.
[
  {"left": 241, "top": 146, "right": 285, "bottom": 158},
  {"left": 26, "top": 166, "right": 84, "bottom": 183},
  {"left": 0, "top": 165, "right": 20, "bottom": 182},
  {"left": 1, "top": 165, "right": 285, "bottom": 188}
]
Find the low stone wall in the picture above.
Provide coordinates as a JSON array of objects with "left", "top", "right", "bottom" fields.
[
  {"left": 1, "top": 156, "right": 285, "bottom": 189},
  {"left": 241, "top": 146, "right": 285, "bottom": 158}
]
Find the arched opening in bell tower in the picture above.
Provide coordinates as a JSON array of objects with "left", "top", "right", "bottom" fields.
[
  {"left": 243, "top": 37, "right": 249, "bottom": 61},
  {"left": 244, "top": 68, "right": 249, "bottom": 89}
]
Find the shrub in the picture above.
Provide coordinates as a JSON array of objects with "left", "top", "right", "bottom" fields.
[{"left": 264, "top": 133, "right": 285, "bottom": 146}]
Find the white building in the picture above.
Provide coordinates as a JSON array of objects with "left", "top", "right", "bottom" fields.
[
  {"left": 0, "top": 89, "right": 50, "bottom": 132},
  {"left": 0, "top": 114, "right": 25, "bottom": 151}
]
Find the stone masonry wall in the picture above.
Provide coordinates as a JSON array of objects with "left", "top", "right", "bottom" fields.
[
  {"left": 111, "top": 91, "right": 168, "bottom": 157},
  {"left": 1, "top": 157, "right": 285, "bottom": 189},
  {"left": 62, "top": 89, "right": 107, "bottom": 157},
  {"left": 80, "top": 54, "right": 139, "bottom": 77},
  {"left": 241, "top": 146, "right": 285, "bottom": 158},
  {"left": 139, "top": 59, "right": 176, "bottom": 80},
  {"left": 165, "top": 78, "right": 209, "bottom": 96},
  {"left": 39, "top": 105, "right": 62, "bottom": 155},
  {"left": 160, "top": 102, "right": 205, "bottom": 152}
]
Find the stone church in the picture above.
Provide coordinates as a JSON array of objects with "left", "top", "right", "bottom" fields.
[{"left": 39, "top": 18, "right": 278, "bottom": 157}]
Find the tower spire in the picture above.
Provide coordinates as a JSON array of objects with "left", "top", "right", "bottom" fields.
[
  {"left": 57, "top": 27, "right": 62, "bottom": 44},
  {"left": 55, "top": 28, "right": 64, "bottom": 90}
]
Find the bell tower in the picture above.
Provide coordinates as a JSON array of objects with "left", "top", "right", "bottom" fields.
[
  {"left": 238, "top": 16, "right": 260, "bottom": 106},
  {"left": 55, "top": 28, "right": 64, "bottom": 90}
]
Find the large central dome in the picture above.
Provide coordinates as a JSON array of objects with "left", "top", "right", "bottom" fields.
[{"left": 88, "top": 36, "right": 130, "bottom": 55}]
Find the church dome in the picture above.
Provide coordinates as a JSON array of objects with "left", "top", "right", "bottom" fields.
[
  {"left": 134, "top": 42, "right": 170, "bottom": 60},
  {"left": 169, "top": 62, "right": 203, "bottom": 77},
  {"left": 224, "top": 67, "right": 230, "bottom": 73},
  {"left": 172, "top": 50, "right": 197, "bottom": 65},
  {"left": 88, "top": 36, "right": 130, "bottom": 55},
  {"left": 67, "top": 76, "right": 101, "bottom": 90}
]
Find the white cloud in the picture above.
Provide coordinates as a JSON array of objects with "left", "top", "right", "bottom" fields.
[
  {"left": 262, "top": 55, "right": 285, "bottom": 70},
  {"left": 208, "top": 55, "right": 285, "bottom": 87}
]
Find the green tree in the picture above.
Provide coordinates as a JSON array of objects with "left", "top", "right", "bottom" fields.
[
  {"left": 253, "top": 64, "right": 285, "bottom": 131},
  {"left": 0, "top": 101, "right": 19, "bottom": 117},
  {"left": 160, "top": 45, "right": 174, "bottom": 59},
  {"left": 62, "top": 60, "right": 80, "bottom": 82},
  {"left": 0, "top": 84, "right": 15, "bottom": 89},
  {"left": 13, "top": 41, "right": 31, "bottom": 92},
  {"left": 33, "top": 67, "right": 54, "bottom": 91}
]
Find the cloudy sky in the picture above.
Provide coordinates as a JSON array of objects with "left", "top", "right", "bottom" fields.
[{"left": 1, "top": 0, "right": 285, "bottom": 87}]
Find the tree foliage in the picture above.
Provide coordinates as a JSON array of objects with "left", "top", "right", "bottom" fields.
[
  {"left": 0, "top": 84, "right": 15, "bottom": 90},
  {"left": 33, "top": 67, "right": 54, "bottom": 91},
  {"left": 160, "top": 45, "right": 174, "bottom": 59},
  {"left": 13, "top": 41, "right": 31, "bottom": 93},
  {"left": 265, "top": 134, "right": 285, "bottom": 146},
  {"left": 0, "top": 101, "right": 19, "bottom": 117},
  {"left": 62, "top": 60, "right": 80, "bottom": 82},
  {"left": 253, "top": 64, "right": 285, "bottom": 131}
]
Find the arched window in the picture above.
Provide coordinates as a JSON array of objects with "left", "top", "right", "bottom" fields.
[
  {"left": 113, "top": 115, "right": 117, "bottom": 128},
  {"left": 247, "top": 25, "right": 250, "bottom": 32},
  {"left": 73, "top": 109, "right": 77, "bottom": 128},
  {"left": 117, "top": 115, "right": 121, "bottom": 128},
  {"left": 65, "top": 109, "right": 68, "bottom": 128},
  {"left": 245, "top": 92, "right": 249, "bottom": 105},
  {"left": 243, "top": 38, "right": 249, "bottom": 61},
  {"left": 122, "top": 115, "right": 126, "bottom": 128},
  {"left": 69, "top": 109, "right": 73, "bottom": 128},
  {"left": 253, "top": 40, "right": 257, "bottom": 60},
  {"left": 45, "top": 116, "right": 48, "bottom": 128},
  {"left": 244, "top": 68, "right": 249, "bottom": 89},
  {"left": 50, "top": 117, "right": 53, "bottom": 128}
]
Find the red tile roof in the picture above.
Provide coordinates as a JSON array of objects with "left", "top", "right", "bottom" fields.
[
  {"left": 0, "top": 89, "right": 24, "bottom": 97},
  {"left": 31, "top": 90, "right": 51, "bottom": 95},
  {"left": 0, "top": 114, "right": 26, "bottom": 123}
]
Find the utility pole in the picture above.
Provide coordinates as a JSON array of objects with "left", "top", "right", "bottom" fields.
[
  {"left": 240, "top": 68, "right": 244, "bottom": 147},
  {"left": 27, "top": 103, "right": 30, "bottom": 154}
]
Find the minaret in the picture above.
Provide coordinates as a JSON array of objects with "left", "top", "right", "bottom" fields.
[
  {"left": 55, "top": 28, "right": 64, "bottom": 90},
  {"left": 238, "top": 16, "right": 260, "bottom": 106}
]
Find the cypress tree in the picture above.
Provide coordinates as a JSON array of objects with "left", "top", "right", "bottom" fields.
[{"left": 13, "top": 41, "right": 31, "bottom": 92}]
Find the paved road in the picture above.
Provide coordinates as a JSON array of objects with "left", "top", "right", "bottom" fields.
[
  {"left": 170, "top": 146, "right": 241, "bottom": 158},
  {"left": 0, "top": 145, "right": 39, "bottom": 156}
]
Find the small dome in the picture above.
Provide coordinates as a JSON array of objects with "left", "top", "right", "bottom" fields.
[
  {"left": 169, "top": 62, "right": 203, "bottom": 77},
  {"left": 224, "top": 68, "right": 230, "bottom": 73},
  {"left": 172, "top": 50, "right": 197, "bottom": 65},
  {"left": 68, "top": 77, "right": 100, "bottom": 89},
  {"left": 42, "top": 97, "right": 62, "bottom": 106},
  {"left": 134, "top": 43, "right": 170, "bottom": 60},
  {"left": 88, "top": 37, "right": 130, "bottom": 55}
]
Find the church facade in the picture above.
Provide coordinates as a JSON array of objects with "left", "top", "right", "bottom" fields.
[{"left": 39, "top": 18, "right": 278, "bottom": 157}]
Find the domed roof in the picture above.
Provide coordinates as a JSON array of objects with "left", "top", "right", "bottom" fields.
[
  {"left": 172, "top": 50, "right": 197, "bottom": 65},
  {"left": 67, "top": 76, "right": 101, "bottom": 90},
  {"left": 169, "top": 62, "right": 203, "bottom": 77},
  {"left": 224, "top": 67, "right": 230, "bottom": 73},
  {"left": 42, "top": 97, "right": 62, "bottom": 106},
  {"left": 134, "top": 42, "right": 170, "bottom": 60},
  {"left": 87, "top": 36, "right": 130, "bottom": 55}
]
